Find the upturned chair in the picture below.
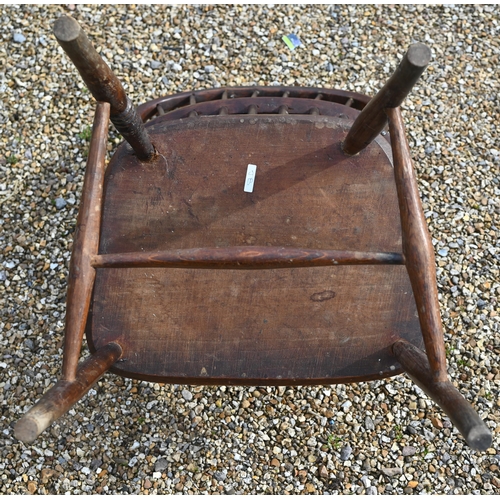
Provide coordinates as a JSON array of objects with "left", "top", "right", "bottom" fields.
[{"left": 14, "top": 15, "right": 492, "bottom": 451}]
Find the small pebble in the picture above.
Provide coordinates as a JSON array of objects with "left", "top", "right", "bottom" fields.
[
  {"left": 154, "top": 458, "right": 168, "bottom": 472},
  {"left": 55, "top": 197, "right": 67, "bottom": 209},
  {"left": 181, "top": 389, "right": 193, "bottom": 401},
  {"left": 13, "top": 32, "right": 26, "bottom": 43},
  {"left": 382, "top": 467, "right": 403, "bottom": 478},
  {"left": 403, "top": 446, "right": 417, "bottom": 457},
  {"left": 365, "top": 416, "right": 375, "bottom": 430},
  {"left": 340, "top": 446, "right": 352, "bottom": 461},
  {"left": 361, "top": 476, "right": 371, "bottom": 488},
  {"left": 318, "top": 465, "right": 328, "bottom": 478}
]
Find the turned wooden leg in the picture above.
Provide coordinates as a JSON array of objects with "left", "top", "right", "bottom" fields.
[
  {"left": 388, "top": 106, "right": 448, "bottom": 383},
  {"left": 393, "top": 340, "right": 491, "bottom": 451},
  {"left": 53, "top": 15, "right": 156, "bottom": 161},
  {"left": 14, "top": 343, "right": 122, "bottom": 444},
  {"left": 343, "top": 43, "right": 431, "bottom": 156}
]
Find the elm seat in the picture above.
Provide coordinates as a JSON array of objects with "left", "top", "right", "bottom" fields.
[
  {"left": 90, "top": 104, "right": 421, "bottom": 384},
  {"left": 13, "top": 14, "right": 492, "bottom": 452}
]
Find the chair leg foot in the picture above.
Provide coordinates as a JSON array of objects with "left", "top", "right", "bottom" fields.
[
  {"left": 14, "top": 343, "right": 122, "bottom": 444},
  {"left": 392, "top": 339, "right": 492, "bottom": 451}
]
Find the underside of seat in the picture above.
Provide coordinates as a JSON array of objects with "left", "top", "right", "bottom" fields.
[{"left": 88, "top": 110, "right": 423, "bottom": 384}]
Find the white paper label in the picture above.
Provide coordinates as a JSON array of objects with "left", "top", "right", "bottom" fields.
[{"left": 244, "top": 164, "right": 257, "bottom": 193}]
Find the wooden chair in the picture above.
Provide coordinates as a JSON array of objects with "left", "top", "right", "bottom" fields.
[{"left": 14, "top": 15, "right": 492, "bottom": 451}]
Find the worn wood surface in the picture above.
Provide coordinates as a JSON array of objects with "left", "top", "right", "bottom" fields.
[
  {"left": 87, "top": 112, "right": 424, "bottom": 383},
  {"left": 387, "top": 107, "right": 448, "bottom": 382},
  {"left": 14, "top": 343, "right": 122, "bottom": 444},
  {"left": 92, "top": 247, "right": 404, "bottom": 269},
  {"left": 137, "top": 87, "right": 371, "bottom": 122},
  {"left": 53, "top": 15, "right": 155, "bottom": 161},
  {"left": 393, "top": 340, "right": 492, "bottom": 451},
  {"left": 343, "top": 43, "right": 431, "bottom": 155},
  {"left": 53, "top": 16, "right": 127, "bottom": 113},
  {"left": 90, "top": 266, "right": 420, "bottom": 384},
  {"left": 99, "top": 114, "right": 398, "bottom": 254},
  {"left": 145, "top": 97, "right": 362, "bottom": 123},
  {"left": 62, "top": 102, "right": 110, "bottom": 381}
]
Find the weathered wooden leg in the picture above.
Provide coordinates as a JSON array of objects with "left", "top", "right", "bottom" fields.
[
  {"left": 14, "top": 343, "right": 122, "bottom": 444},
  {"left": 53, "top": 15, "right": 156, "bottom": 161},
  {"left": 61, "top": 102, "right": 109, "bottom": 381},
  {"left": 393, "top": 340, "right": 492, "bottom": 451},
  {"left": 343, "top": 43, "right": 431, "bottom": 156},
  {"left": 387, "top": 106, "right": 448, "bottom": 383}
]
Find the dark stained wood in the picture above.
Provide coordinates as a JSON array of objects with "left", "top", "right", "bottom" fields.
[
  {"left": 53, "top": 16, "right": 127, "bottom": 113},
  {"left": 109, "top": 98, "right": 157, "bottom": 162},
  {"left": 53, "top": 15, "right": 155, "bottom": 161},
  {"left": 88, "top": 111, "right": 423, "bottom": 384},
  {"left": 14, "top": 343, "right": 122, "bottom": 444},
  {"left": 89, "top": 266, "right": 421, "bottom": 385},
  {"left": 387, "top": 107, "right": 448, "bottom": 383},
  {"left": 92, "top": 247, "right": 404, "bottom": 269},
  {"left": 343, "top": 43, "right": 431, "bottom": 156},
  {"left": 62, "top": 102, "right": 110, "bottom": 381},
  {"left": 145, "top": 97, "right": 362, "bottom": 123},
  {"left": 393, "top": 340, "right": 492, "bottom": 451},
  {"left": 98, "top": 114, "right": 399, "bottom": 254},
  {"left": 138, "top": 87, "right": 371, "bottom": 122},
  {"left": 22, "top": 15, "right": 485, "bottom": 450}
]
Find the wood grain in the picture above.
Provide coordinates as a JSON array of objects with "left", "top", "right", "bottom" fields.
[
  {"left": 387, "top": 107, "right": 448, "bottom": 382},
  {"left": 137, "top": 87, "right": 371, "bottom": 122},
  {"left": 92, "top": 247, "right": 404, "bottom": 269},
  {"left": 15, "top": 343, "right": 122, "bottom": 444},
  {"left": 88, "top": 112, "right": 423, "bottom": 384},
  {"left": 343, "top": 43, "right": 431, "bottom": 155},
  {"left": 393, "top": 340, "right": 492, "bottom": 451},
  {"left": 90, "top": 266, "right": 421, "bottom": 384},
  {"left": 62, "top": 102, "right": 109, "bottom": 381},
  {"left": 98, "top": 114, "right": 399, "bottom": 254},
  {"left": 53, "top": 15, "right": 155, "bottom": 161}
]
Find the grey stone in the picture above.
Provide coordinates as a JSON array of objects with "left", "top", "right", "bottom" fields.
[
  {"left": 423, "top": 429, "right": 436, "bottom": 441},
  {"left": 214, "top": 471, "right": 227, "bottom": 482},
  {"left": 13, "top": 33, "right": 26, "bottom": 43},
  {"left": 181, "top": 389, "right": 193, "bottom": 401},
  {"left": 340, "top": 445, "right": 352, "bottom": 461},
  {"left": 154, "top": 458, "right": 169, "bottom": 472},
  {"left": 403, "top": 446, "right": 417, "bottom": 457},
  {"left": 365, "top": 416, "right": 375, "bottom": 431},
  {"left": 55, "top": 197, "right": 67, "bottom": 209},
  {"left": 382, "top": 467, "right": 403, "bottom": 478}
]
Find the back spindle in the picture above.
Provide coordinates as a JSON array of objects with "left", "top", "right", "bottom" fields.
[{"left": 53, "top": 15, "right": 156, "bottom": 161}]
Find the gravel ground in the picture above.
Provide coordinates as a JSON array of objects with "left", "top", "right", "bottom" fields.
[{"left": 1, "top": 4, "right": 500, "bottom": 495}]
